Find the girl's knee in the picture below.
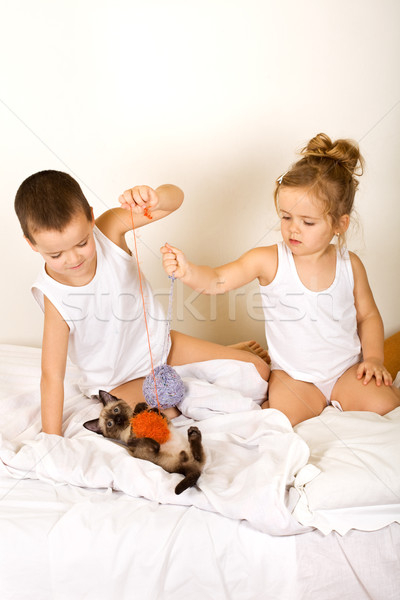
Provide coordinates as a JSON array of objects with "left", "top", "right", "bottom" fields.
[
  {"left": 334, "top": 379, "right": 400, "bottom": 414},
  {"left": 375, "top": 386, "right": 400, "bottom": 414}
]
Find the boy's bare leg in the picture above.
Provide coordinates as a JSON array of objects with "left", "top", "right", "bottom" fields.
[
  {"left": 168, "top": 330, "right": 270, "bottom": 381},
  {"left": 229, "top": 340, "right": 270, "bottom": 364},
  {"left": 266, "top": 370, "right": 326, "bottom": 427},
  {"left": 110, "top": 377, "right": 145, "bottom": 408},
  {"left": 110, "top": 378, "right": 180, "bottom": 420}
]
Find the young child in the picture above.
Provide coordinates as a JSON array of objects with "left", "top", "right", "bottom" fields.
[
  {"left": 15, "top": 171, "right": 269, "bottom": 436},
  {"left": 162, "top": 133, "right": 400, "bottom": 426}
]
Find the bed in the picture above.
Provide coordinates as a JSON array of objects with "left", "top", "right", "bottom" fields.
[{"left": 0, "top": 341, "right": 399, "bottom": 600}]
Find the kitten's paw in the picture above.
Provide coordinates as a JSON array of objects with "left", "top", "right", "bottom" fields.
[
  {"left": 188, "top": 426, "right": 201, "bottom": 441},
  {"left": 133, "top": 402, "right": 148, "bottom": 414},
  {"left": 188, "top": 426, "right": 204, "bottom": 462},
  {"left": 128, "top": 436, "right": 160, "bottom": 455},
  {"left": 142, "top": 437, "right": 160, "bottom": 454},
  {"left": 149, "top": 407, "right": 166, "bottom": 418}
]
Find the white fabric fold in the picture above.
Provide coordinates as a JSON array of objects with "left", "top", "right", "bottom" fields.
[
  {"left": 0, "top": 347, "right": 307, "bottom": 535},
  {"left": 2, "top": 344, "right": 400, "bottom": 536}
]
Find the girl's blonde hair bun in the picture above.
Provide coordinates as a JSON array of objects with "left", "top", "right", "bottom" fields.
[{"left": 301, "top": 132, "right": 364, "bottom": 177}]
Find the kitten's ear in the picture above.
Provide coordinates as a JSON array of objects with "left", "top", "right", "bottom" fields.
[
  {"left": 83, "top": 418, "right": 103, "bottom": 434},
  {"left": 98, "top": 390, "right": 117, "bottom": 405}
]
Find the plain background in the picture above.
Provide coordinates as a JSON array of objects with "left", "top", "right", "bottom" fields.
[{"left": 1, "top": 0, "right": 399, "bottom": 349}]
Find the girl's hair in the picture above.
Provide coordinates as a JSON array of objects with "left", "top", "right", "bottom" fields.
[
  {"left": 274, "top": 133, "right": 364, "bottom": 246},
  {"left": 15, "top": 170, "right": 92, "bottom": 243}
]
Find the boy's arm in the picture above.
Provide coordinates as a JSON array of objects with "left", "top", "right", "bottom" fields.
[
  {"left": 161, "top": 244, "right": 277, "bottom": 294},
  {"left": 41, "top": 296, "right": 69, "bottom": 435},
  {"left": 350, "top": 252, "right": 392, "bottom": 386},
  {"left": 96, "top": 184, "right": 184, "bottom": 252}
]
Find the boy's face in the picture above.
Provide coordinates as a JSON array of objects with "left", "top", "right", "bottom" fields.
[{"left": 27, "top": 210, "right": 97, "bottom": 284}]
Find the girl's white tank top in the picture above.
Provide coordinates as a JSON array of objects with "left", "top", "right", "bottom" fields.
[{"left": 259, "top": 242, "right": 361, "bottom": 383}]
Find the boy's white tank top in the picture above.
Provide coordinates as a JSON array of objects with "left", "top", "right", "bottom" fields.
[
  {"left": 32, "top": 226, "right": 168, "bottom": 396},
  {"left": 259, "top": 242, "right": 361, "bottom": 383}
]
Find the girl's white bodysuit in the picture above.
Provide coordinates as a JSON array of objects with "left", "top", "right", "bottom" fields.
[
  {"left": 32, "top": 226, "right": 168, "bottom": 397},
  {"left": 259, "top": 242, "right": 362, "bottom": 402}
]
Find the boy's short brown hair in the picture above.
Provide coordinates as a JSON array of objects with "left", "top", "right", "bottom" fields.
[{"left": 15, "top": 170, "right": 92, "bottom": 243}]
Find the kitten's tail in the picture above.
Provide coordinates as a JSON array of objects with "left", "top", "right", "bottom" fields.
[{"left": 175, "top": 469, "right": 201, "bottom": 495}]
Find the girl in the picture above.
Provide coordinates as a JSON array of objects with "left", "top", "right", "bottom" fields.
[{"left": 161, "top": 133, "right": 400, "bottom": 426}]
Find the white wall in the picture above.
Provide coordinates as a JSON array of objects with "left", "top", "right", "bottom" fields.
[{"left": 1, "top": 0, "right": 399, "bottom": 349}]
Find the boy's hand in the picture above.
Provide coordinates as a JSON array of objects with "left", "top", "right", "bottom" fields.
[
  {"left": 356, "top": 358, "right": 393, "bottom": 386},
  {"left": 118, "top": 185, "right": 159, "bottom": 216},
  {"left": 161, "top": 243, "right": 189, "bottom": 279}
]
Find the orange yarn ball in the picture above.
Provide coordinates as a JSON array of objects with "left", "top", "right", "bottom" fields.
[{"left": 130, "top": 411, "right": 171, "bottom": 445}]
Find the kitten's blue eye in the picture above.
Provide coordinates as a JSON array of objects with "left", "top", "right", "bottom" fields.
[
  {"left": 113, "top": 407, "right": 119, "bottom": 413},
  {"left": 107, "top": 420, "right": 113, "bottom": 428}
]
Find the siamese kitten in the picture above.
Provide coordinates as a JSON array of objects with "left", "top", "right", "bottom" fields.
[{"left": 83, "top": 390, "right": 205, "bottom": 495}]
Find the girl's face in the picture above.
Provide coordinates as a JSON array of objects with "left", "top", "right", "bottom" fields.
[
  {"left": 277, "top": 186, "right": 340, "bottom": 257},
  {"left": 27, "top": 211, "right": 97, "bottom": 285}
]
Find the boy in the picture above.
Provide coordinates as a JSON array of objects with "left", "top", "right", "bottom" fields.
[{"left": 15, "top": 171, "right": 269, "bottom": 436}]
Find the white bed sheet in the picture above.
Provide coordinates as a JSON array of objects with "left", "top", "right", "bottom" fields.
[
  {"left": 1, "top": 469, "right": 399, "bottom": 600},
  {"left": 1, "top": 345, "right": 400, "bottom": 600},
  {"left": 1, "top": 345, "right": 400, "bottom": 536},
  {"left": 293, "top": 405, "right": 400, "bottom": 534},
  {"left": 0, "top": 345, "right": 308, "bottom": 536}
]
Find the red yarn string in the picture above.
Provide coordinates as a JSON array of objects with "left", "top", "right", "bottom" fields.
[{"left": 130, "top": 206, "right": 160, "bottom": 411}]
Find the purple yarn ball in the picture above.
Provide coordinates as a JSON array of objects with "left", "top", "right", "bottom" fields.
[{"left": 142, "top": 364, "right": 185, "bottom": 409}]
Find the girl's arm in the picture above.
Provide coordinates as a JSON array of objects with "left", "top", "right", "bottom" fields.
[
  {"left": 40, "top": 296, "right": 69, "bottom": 435},
  {"left": 161, "top": 244, "right": 277, "bottom": 294},
  {"left": 96, "top": 184, "right": 184, "bottom": 252},
  {"left": 350, "top": 252, "right": 392, "bottom": 386}
]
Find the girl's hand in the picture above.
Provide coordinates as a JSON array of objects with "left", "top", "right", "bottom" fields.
[
  {"left": 118, "top": 185, "right": 159, "bottom": 216},
  {"left": 160, "top": 243, "right": 189, "bottom": 279},
  {"left": 356, "top": 358, "right": 393, "bottom": 386}
]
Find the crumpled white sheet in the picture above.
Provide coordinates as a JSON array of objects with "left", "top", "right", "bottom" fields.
[
  {"left": 2, "top": 345, "right": 400, "bottom": 537},
  {"left": 0, "top": 348, "right": 308, "bottom": 536},
  {"left": 293, "top": 404, "right": 400, "bottom": 534}
]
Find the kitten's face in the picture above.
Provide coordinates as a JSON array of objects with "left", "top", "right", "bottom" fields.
[
  {"left": 98, "top": 400, "right": 133, "bottom": 439},
  {"left": 83, "top": 391, "right": 134, "bottom": 442}
]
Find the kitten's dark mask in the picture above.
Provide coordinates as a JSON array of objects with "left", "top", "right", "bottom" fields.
[{"left": 83, "top": 390, "right": 132, "bottom": 438}]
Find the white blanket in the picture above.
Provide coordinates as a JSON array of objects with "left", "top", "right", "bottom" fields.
[
  {"left": 1, "top": 344, "right": 400, "bottom": 536},
  {"left": 0, "top": 346, "right": 308, "bottom": 536}
]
